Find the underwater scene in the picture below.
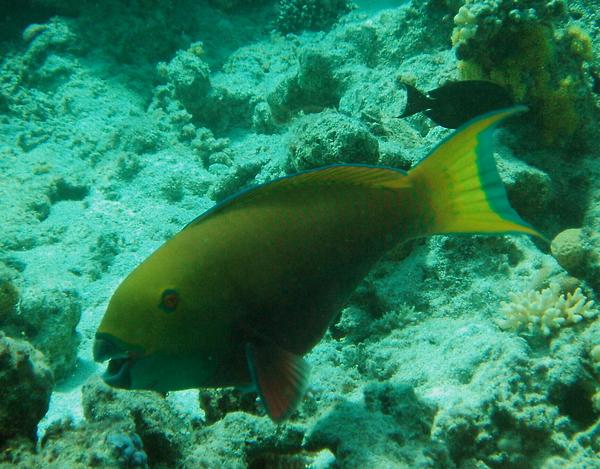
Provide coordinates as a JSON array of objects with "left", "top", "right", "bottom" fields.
[{"left": 1, "top": 0, "right": 599, "bottom": 467}]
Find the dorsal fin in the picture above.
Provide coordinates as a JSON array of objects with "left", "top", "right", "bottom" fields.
[{"left": 185, "top": 165, "right": 411, "bottom": 230}]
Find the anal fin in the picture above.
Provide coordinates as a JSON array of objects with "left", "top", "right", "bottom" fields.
[{"left": 246, "top": 343, "right": 310, "bottom": 423}]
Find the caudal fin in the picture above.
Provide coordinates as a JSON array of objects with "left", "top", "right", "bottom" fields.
[
  {"left": 398, "top": 82, "right": 433, "bottom": 118},
  {"left": 407, "top": 107, "right": 544, "bottom": 239}
]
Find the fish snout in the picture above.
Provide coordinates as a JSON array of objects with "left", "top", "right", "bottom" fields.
[
  {"left": 94, "top": 332, "right": 143, "bottom": 389},
  {"left": 93, "top": 332, "right": 128, "bottom": 362}
]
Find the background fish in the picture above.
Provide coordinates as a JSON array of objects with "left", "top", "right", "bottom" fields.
[
  {"left": 94, "top": 108, "right": 541, "bottom": 422},
  {"left": 398, "top": 80, "right": 514, "bottom": 128}
]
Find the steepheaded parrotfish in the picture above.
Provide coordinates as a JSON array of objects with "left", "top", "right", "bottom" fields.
[
  {"left": 94, "top": 108, "right": 542, "bottom": 422},
  {"left": 399, "top": 80, "right": 514, "bottom": 128}
]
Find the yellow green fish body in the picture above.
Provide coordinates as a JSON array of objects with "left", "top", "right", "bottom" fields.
[{"left": 94, "top": 108, "right": 541, "bottom": 421}]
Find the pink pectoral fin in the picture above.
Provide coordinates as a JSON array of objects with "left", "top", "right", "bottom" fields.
[{"left": 245, "top": 342, "right": 310, "bottom": 422}]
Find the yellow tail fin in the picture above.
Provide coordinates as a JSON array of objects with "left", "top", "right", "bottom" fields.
[{"left": 408, "top": 107, "right": 544, "bottom": 239}]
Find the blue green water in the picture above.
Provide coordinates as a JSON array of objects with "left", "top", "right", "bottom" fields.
[{"left": 0, "top": 1, "right": 599, "bottom": 468}]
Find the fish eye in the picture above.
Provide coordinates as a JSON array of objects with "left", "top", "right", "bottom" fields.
[{"left": 159, "top": 289, "right": 179, "bottom": 313}]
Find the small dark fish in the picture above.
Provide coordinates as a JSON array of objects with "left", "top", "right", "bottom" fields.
[{"left": 398, "top": 80, "right": 514, "bottom": 128}]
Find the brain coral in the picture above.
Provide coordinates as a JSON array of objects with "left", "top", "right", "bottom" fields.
[
  {"left": 498, "top": 284, "right": 597, "bottom": 336},
  {"left": 550, "top": 228, "right": 586, "bottom": 272}
]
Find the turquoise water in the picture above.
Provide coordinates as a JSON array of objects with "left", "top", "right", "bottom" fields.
[{"left": 0, "top": 1, "right": 599, "bottom": 468}]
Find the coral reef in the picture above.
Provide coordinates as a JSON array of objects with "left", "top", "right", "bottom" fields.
[
  {"left": 305, "top": 382, "right": 453, "bottom": 467},
  {"left": 106, "top": 432, "right": 148, "bottom": 468},
  {"left": 74, "top": 1, "right": 197, "bottom": 65},
  {"left": 275, "top": 0, "right": 353, "bottom": 34},
  {"left": 0, "top": 266, "right": 81, "bottom": 381},
  {"left": 452, "top": 0, "right": 595, "bottom": 148},
  {"left": 155, "top": 42, "right": 211, "bottom": 122},
  {"left": 1, "top": 0, "right": 599, "bottom": 467},
  {"left": 199, "top": 388, "right": 261, "bottom": 424},
  {"left": 268, "top": 47, "right": 342, "bottom": 123},
  {"left": 0, "top": 277, "right": 19, "bottom": 328},
  {"left": 81, "top": 378, "right": 190, "bottom": 466},
  {"left": 209, "top": 0, "right": 271, "bottom": 11},
  {"left": 550, "top": 228, "right": 587, "bottom": 273},
  {"left": 498, "top": 283, "right": 597, "bottom": 336},
  {"left": 286, "top": 110, "right": 379, "bottom": 171},
  {"left": 1, "top": 418, "right": 148, "bottom": 468},
  {"left": 0, "top": 332, "right": 53, "bottom": 443},
  {"left": 432, "top": 332, "right": 600, "bottom": 467},
  {"left": 9, "top": 287, "right": 81, "bottom": 380}
]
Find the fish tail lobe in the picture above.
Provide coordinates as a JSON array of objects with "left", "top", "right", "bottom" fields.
[
  {"left": 407, "top": 107, "right": 545, "bottom": 240},
  {"left": 398, "top": 82, "right": 432, "bottom": 118}
]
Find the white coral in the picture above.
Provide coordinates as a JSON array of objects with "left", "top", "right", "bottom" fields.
[{"left": 498, "top": 284, "right": 597, "bottom": 336}]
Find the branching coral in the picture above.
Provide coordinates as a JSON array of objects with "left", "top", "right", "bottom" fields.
[{"left": 498, "top": 284, "right": 597, "bottom": 336}]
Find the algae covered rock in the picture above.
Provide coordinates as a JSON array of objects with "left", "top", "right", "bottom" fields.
[
  {"left": 268, "top": 47, "right": 341, "bottom": 122},
  {"left": 496, "top": 152, "right": 553, "bottom": 229},
  {"left": 0, "top": 267, "right": 80, "bottom": 381},
  {"left": 156, "top": 42, "right": 211, "bottom": 120},
  {"left": 18, "top": 286, "right": 81, "bottom": 380},
  {"left": 275, "top": 0, "right": 353, "bottom": 34},
  {"left": 287, "top": 110, "right": 379, "bottom": 171},
  {"left": 305, "top": 383, "right": 451, "bottom": 467},
  {"left": 3, "top": 418, "right": 149, "bottom": 468},
  {"left": 432, "top": 320, "right": 600, "bottom": 468},
  {"left": 82, "top": 377, "right": 191, "bottom": 467},
  {"left": 0, "top": 277, "right": 19, "bottom": 329},
  {"left": 208, "top": 0, "right": 271, "bottom": 11},
  {"left": 199, "top": 387, "right": 262, "bottom": 424},
  {"left": 0, "top": 332, "right": 53, "bottom": 442},
  {"left": 184, "top": 411, "right": 304, "bottom": 467}
]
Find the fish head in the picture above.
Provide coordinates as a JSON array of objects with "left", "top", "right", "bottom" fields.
[{"left": 93, "top": 243, "right": 220, "bottom": 392}]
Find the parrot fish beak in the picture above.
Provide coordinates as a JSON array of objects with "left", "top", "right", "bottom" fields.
[{"left": 93, "top": 332, "right": 143, "bottom": 389}]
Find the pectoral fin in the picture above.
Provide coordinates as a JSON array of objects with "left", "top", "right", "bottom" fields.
[{"left": 245, "top": 342, "right": 310, "bottom": 422}]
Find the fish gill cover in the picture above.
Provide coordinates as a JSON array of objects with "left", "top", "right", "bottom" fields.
[{"left": 0, "top": 0, "right": 599, "bottom": 468}]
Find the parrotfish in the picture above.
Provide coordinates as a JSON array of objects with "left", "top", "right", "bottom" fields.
[
  {"left": 94, "top": 108, "right": 541, "bottom": 422},
  {"left": 399, "top": 80, "right": 514, "bottom": 128}
]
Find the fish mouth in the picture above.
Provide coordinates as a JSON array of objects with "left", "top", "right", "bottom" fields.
[
  {"left": 94, "top": 332, "right": 143, "bottom": 389},
  {"left": 103, "top": 357, "right": 132, "bottom": 388}
]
